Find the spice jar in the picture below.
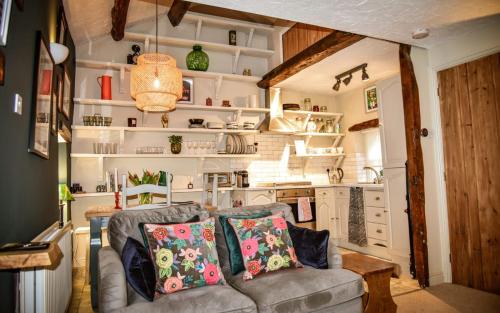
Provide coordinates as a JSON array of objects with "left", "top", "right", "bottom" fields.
[
  {"left": 320, "top": 106, "right": 328, "bottom": 112},
  {"left": 295, "top": 117, "right": 305, "bottom": 130},
  {"left": 306, "top": 118, "right": 317, "bottom": 132},
  {"left": 316, "top": 118, "right": 326, "bottom": 133},
  {"left": 303, "top": 98, "right": 312, "bottom": 111},
  {"left": 313, "top": 105, "right": 320, "bottom": 112},
  {"left": 325, "top": 119, "right": 334, "bottom": 133}
]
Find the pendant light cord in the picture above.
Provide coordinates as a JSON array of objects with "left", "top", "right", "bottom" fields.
[{"left": 155, "top": 0, "right": 158, "bottom": 55}]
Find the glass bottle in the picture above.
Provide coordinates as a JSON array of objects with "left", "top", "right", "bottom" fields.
[
  {"left": 303, "top": 98, "right": 312, "bottom": 111},
  {"left": 325, "top": 119, "right": 334, "bottom": 133},
  {"left": 306, "top": 118, "right": 317, "bottom": 132},
  {"left": 186, "top": 45, "right": 209, "bottom": 71}
]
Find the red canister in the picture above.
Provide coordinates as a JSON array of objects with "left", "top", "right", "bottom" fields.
[{"left": 97, "top": 75, "right": 112, "bottom": 100}]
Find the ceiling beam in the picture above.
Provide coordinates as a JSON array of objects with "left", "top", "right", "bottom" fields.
[
  {"left": 111, "top": 0, "right": 131, "bottom": 41},
  {"left": 257, "top": 31, "right": 365, "bottom": 89},
  {"left": 168, "top": 0, "right": 191, "bottom": 27}
]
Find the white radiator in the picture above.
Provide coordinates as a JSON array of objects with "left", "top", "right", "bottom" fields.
[{"left": 19, "top": 227, "right": 73, "bottom": 313}]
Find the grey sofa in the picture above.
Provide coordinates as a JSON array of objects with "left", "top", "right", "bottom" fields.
[{"left": 98, "top": 203, "right": 364, "bottom": 313}]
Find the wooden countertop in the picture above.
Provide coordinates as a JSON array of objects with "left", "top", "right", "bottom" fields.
[
  {"left": 342, "top": 253, "right": 394, "bottom": 277},
  {"left": 85, "top": 205, "right": 121, "bottom": 219},
  {"left": 0, "top": 222, "right": 71, "bottom": 270}
]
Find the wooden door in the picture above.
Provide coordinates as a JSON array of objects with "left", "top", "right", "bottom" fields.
[{"left": 438, "top": 52, "right": 500, "bottom": 294}]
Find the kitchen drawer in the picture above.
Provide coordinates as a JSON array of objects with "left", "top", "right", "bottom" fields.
[
  {"left": 367, "top": 238, "right": 388, "bottom": 248},
  {"left": 316, "top": 187, "right": 334, "bottom": 199},
  {"left": 366, "top": 206, "right": 387, "bottom": 224},
  {"left": 365, "top": 190, "right": 385, "bottom": 207},
  {"left": 367, "top": 222, "right": 388, "bottom": 241},
  {"left": 335, "top": 188, "right": 350, "bottom": 199}
]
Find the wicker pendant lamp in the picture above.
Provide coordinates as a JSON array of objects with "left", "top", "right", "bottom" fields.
[{"left": 130, "top": 0, "right": 182, "bottom": 112}]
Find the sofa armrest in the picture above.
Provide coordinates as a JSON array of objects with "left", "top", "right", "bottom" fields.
[
  {"left": 328, "top": 239, "right": 342, "bottom": 269},
  {"left": 98, "top": 246, "right": 127, "bottom": 312}
]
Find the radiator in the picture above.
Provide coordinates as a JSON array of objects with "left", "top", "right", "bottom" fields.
[{"left": 19, "top": 228, "right": 73, "bottom": 313}]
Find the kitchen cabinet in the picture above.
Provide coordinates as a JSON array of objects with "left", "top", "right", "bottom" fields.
[
  {"left": 316, "top": 188, "right": 337, "bottom": 236},
  {"left": 232, "top": 189, "right": 276, "bottom": 206},
  {"left": 335, "top": 188, "right": 350, "bottom": 240}
]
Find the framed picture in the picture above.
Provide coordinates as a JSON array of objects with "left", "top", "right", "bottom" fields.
[
  {"left": 28, "top": 32, "right": 54, "bottom": 159},
  {"left": 50, "top": 89, "right": 57, "bottom": 135},
  {"left": 0, "top": 49, "right": 4, "bottom": 85},
  {"left": 57, "top": 74, "right": 63, "bottom": 112},
  {"left": 57, "top": 7, "right": 67, "bottom": 44},
  {"left": 1, "top": 0, "right": 13, "bottom": 46},
  {"left": 364, "top": 86, "right": 378, "bottom": 112},
  {"left": 62, "top": 68, "right": 72, "bottom": 119},
  {"left": 178, "top": 77, "right": 194, "bottom": 104}
]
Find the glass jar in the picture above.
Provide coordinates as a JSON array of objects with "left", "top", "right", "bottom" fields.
[
  {"left": 303, "top": 98, "right": 312, "bottom": 111},
  {"left": 186, "top": 45, "right": 209, "bottom": 71},
  {"left": 313, "top": 105, "right": 320, "bottom": 112},
  {"left": 306, "top": 118, "right": 317, "bottom": 132},
  {"left": 325, "top": 119, "right": 334, "bottom": 133},
  {"left": 295, "top": 117, "right": 305, "bottom": 131},
  {"left": 320, "top": 106, "right": 328, "bottom": 112},
  {"left": 316, "top": 118, "right": 326, "bottom": 133}
]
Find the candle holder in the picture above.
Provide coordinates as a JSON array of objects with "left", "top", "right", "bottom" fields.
[{"left": 114, "top": 192, "right": 122, "bottom": 210}]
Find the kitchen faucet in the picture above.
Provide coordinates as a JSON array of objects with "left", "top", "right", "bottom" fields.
[{"left": 363, "top": 166, "right": 383, "bottom": 184}]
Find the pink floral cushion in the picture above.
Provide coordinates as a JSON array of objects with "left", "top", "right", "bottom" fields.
[
  {"left": 228, "top": 212, "right": 302, "bottom": 280},
  {"left": 141, "top": 218, "right": 225, "bottom": 294}
]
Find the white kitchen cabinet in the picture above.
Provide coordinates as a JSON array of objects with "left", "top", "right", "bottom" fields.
[
  {"left": 377, "top": 75, "right": 407, "bottom": 169},
  {"left": 232, "top": 189, "right": 276, "bottom": 207},
  {"left": 316, "top": 188, "right": 339, "bottom": 237}
]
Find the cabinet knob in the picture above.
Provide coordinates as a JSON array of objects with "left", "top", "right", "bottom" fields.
[
  {"left": 375, "top": 196, "right": 381, "bottom": 200},
  {"left": 376, "top": 229, "right": 383, "bottom": 233},
  {"left": 375, "top": 213, "right": 381, "bottom": 217},
  {"left": 268, "top": 190, "right": 274, "bottom": 194},
  {"left": 322, "top": 192, "right": 327, "bottom": 195}
]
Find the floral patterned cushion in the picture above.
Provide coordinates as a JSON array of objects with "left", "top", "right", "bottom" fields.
[
  {"left": 141, "top": 218, "right": 225, "bottom": 294},
  {"left": 228, "top": 212, "right": 302, "bottom": 280}
]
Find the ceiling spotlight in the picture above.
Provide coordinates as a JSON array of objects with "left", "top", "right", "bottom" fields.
[
  {"left": 361, "top": 68, "right": 369, "bottom": 81},
  {"left": 332, "top": 79, "right": 341, "bottom": 91},
  {"left": 342, "top": 74, "right": 352, "bottom": 86}
]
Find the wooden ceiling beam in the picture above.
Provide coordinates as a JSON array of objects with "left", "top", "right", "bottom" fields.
[
  {"left": 111, "top": 0, "right": 131, "bottom": 41},
  {"left": 257, "top": 31, "right": 365, "bottom": 89},
  {"left": 168, "top": 0, "right": 191, "bottom": 27}
]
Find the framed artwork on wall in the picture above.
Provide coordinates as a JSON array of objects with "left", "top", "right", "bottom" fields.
[
  {"left": 51, "top": 89, "right": 57, "bottom": 135},
  {"left": 0, "top": 0, "right": 13, "bottom": 46},
  {"left": 57, "top": 74, "right": 63, "bottom": 112},
  {"left": 364, "top": 86, "right": 378, "bottom": 113},
  {"left": 178, "top": 77, "right": 194, "bottom": 104},
  {"left": 0, "top": 49, "right": 4, "bottom": 85},
  {"left": 62, "top": 68, "right": 72, "bottom": 119},
  {"left": 28, "top": 32, "right": 54, "bottom": 159}
]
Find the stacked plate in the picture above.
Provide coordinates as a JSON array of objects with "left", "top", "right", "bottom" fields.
[
  {"left": 225, "top": 134, "right": 250, "bottom": 154},
  {"left": 226, "top": 122, "right": 238, "bottom": 129}
]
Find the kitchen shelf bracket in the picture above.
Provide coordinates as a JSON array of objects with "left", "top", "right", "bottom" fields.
[
  {"left": 232, "top": 48, "right": 241, "bottom": 74},
  {"left": 195, "top": 19, "right": 203, "bottom": 40},
  {"left": 119, "top": 66, "right": 126, "bottom": 94},
  {"left": 334, "top": 155, "right": 345, "bottom": 169},
  {"left": 215, "top": 75, "right": 223, "bottom": 99},
  {"left": 97, "top": 157, "right": 104, "bottom": 181},
  {"left": 233, "top": 109, "right": 242, "bottom": 124},
  {"left": 246, "top": 28, "right": 255, "bottom": 47},
  {"left": 332, "top": 135, "right": 342, "bottom": 149}
]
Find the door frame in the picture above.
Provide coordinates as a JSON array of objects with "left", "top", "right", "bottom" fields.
[{"left": 426, "top": 46, "right": 500, "bottom": 284}]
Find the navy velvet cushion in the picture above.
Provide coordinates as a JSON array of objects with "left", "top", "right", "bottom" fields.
[
  {"left": 219, "top": 211, "right": 272, "bottom": 275},
  {"left": 121, "top": 237, "right": 156, "bottom": 301},
  {"left": 287, "top": 222, "right": 330, "bottom": 269}
]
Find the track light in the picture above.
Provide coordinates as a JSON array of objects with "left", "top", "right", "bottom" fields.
[
  {"left": 332, "top": 79, "right": 341, "bottom": 91},
  {"left": 342, "top": 74, "right": 352, "bottom": 86},
  {"left": 333, "top": 63, "right": 369, "bottom": 92},
  {"left": 362, "top": 67, "right": 369, "bottom": 81}
]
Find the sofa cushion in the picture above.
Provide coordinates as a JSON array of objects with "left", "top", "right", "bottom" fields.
[
  {"left": 121, "top": 285, "right": 257, "bottom": 313},
  {"left": 287, "top": 221, "right": 330, "bottom": 269},
  {"left": 121, "top": 237, "right": 156, "bottom": 301},
  {"left": 108, "top": 203, "right": 208, "bottom": 253},
  {"left": 210, "top": 203, "right": 295, "bottom": 277},
  {"left": 228, "top": 213, "right": 302, "bottom": 280},
  {"left": 219, "top": 211, "right": 272, "bottom": 275},
  {"left": 141, "top": 218, "right": 225, "bottom": 294},
  {"left": 227, "top": 267, "right": 364, "bottom": 313}
]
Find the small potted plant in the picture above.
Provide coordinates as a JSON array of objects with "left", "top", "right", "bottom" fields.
[{"left": 169, "top": 135, "right": 183, "bottom": 154}]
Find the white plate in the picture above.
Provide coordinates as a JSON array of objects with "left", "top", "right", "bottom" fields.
[
  {"left": 241, "top": 136, "right": 248, "bottom": 153},
  {"left": 225, "top": 135, "right": 233, "bottom": 154}
]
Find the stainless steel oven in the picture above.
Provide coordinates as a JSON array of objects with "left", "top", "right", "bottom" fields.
[{"left": 276, "top": 188, "right": 316, "bottom": 224}]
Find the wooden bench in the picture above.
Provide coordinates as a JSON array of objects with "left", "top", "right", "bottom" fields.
[{"left": 342, "top": 253, "right": 397, "bottom": 313}]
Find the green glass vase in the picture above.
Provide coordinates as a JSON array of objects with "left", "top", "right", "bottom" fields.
[{"left": 186, "top": 45, "right": 209, "bottom": 71}]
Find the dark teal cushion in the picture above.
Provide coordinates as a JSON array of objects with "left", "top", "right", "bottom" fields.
[{"left": 219, "top": 211, "right": 272, "bottom": 275}]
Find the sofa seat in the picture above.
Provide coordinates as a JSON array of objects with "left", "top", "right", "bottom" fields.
[
  {"left": 227, "top": 267, "right": 364, "bottom": 313},
  {"left": 117, "top": 285, "right": 257, "bottom": 313}
]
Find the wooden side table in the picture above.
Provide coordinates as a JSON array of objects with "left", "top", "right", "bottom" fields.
[{"left": 342, "top": 253, "right": 397, "bottom": 313}]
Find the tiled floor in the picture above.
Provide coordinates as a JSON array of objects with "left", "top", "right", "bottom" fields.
[{"left": 69, "top": 255, "right": 420, "bottom": 313}]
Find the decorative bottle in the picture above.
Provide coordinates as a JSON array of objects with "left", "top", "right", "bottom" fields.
[{"left": 186, "top": 45, "right": 209, "bottom": 71}]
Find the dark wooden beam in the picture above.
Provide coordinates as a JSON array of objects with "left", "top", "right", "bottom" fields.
[
  {"left": 168, "top": 0, "right": 191, "bottom": 27},
  {"left": 111, "top": 0, "right": 131, "bottom": 41},
  {"left": 399, "top": 44, "right": 429, "bottom": 288},
  {"left": 348, "top": 119, "right": 379, "bottom": 132},
  {"left": 257, "top": 31, "right": 365, "bottom": 89}
]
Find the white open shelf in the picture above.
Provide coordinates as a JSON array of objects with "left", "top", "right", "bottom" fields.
[
  {"left": 71, "top": 153, "right": 260, "bottom": 159},
  {"left": 295, "top": 132, "right": 345, "bottom": 137},
  {"left": 76, "top": 59, "right": 261, "bottom": 83},
  {"left": 182, "top": 12, "right": 274, "bottom": 34},
  {"left": 283, "top": 110, "right": 343, "bottom": 118},
  {"left": 72, "top": 186, "right": 235, "bottom": 198},
  {"left": 124, "top": 32, "right": 274, "bottom": 58},
  {"left": 72, "top": 125, "right": 260, "bottom": 134},
  {"left": 73, "top": 98, "right": 269, "bottom": 113},
  {"left": 295, "top": 153, "right": 346, "bottom": 158}
]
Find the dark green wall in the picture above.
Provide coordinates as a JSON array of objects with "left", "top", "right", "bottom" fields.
[{"left": 0, "top": 1, "right": 74, "bottom": 311}]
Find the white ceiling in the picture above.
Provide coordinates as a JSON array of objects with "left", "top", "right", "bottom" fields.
[
  {"left": 64, "top": 0, "right": 500, "bottom": 47},
  {"left": 275, "top": 38, "right": 400, "bottom": 96},
  {"left": 190, "top": 0, "right": 500, "bottom": 47}
]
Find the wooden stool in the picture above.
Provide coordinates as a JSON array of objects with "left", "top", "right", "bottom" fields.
[{"left": 342, "top": 253, "right": 397, "bottom": 313}]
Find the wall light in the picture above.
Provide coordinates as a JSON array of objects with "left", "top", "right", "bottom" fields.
[
  {"left": 333, "top": 63, "right": 369, "bottom": 92},
  {"left": 342, "top": 74, "right": 352, "bottom": 86},
  {"left": 50, "top": 43, "right": 69, "bottom": 65},
  {"left": 332, "top": 78, "right": 341, "bottom": 91}
]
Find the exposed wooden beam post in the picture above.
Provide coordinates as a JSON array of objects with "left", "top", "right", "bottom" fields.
[
  {"left": 168, "top": 0, "right": 191, "bottom": 27},
  {"left": 111, "top": 0, "right": 131, "bottom": 41},
  {"left": 257, "top": 31, "right": 365, "bottom": 89},
  {"left": 399, "top": 44, "right": 429, "bottom": 288}
]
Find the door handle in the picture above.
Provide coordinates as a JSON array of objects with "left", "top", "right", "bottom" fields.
[
  {"left": 375, "top": 196, "right": 381, "bottom": 200},
  {"left": 376, "top": 229, "right": 382, "bottom": 233},
  {"left": 375, "top": 213, "right": 382, "bottom": 217}
]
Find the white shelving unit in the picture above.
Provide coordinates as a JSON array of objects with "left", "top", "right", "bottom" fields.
[
  {"left": 295, "top": 153, "right": 345, "bottom": 158},
  {"left": 283, "top": 110, "right": 343, "bottom": 118},
  {"left": 71, "top": 153, "right": 260, "bottom": 159},
  {"left": 73, "top": 186, "right": 235, "bottom": 198},
  {"left": 72, "top": 125, "right": 260, "bottom": 135}
]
